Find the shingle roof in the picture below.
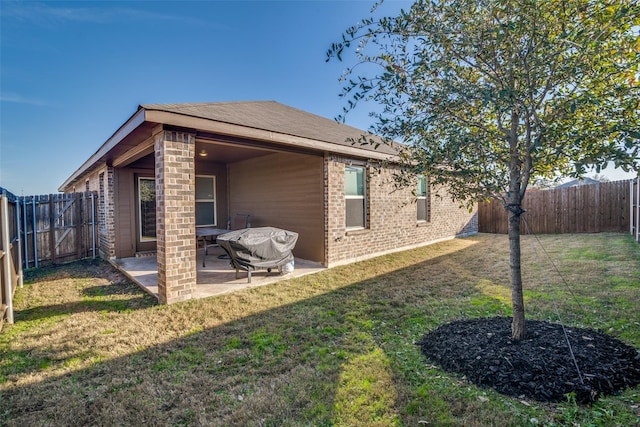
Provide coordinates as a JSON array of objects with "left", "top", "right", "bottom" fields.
[
  {"left": 140, "top": 101, "right": 397, "bottom": 155},
  {"left": 59, "top": 101, "right": 400, "bottom": 192}
]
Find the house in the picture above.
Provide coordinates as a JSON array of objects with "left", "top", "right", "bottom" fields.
[
  {"left": 60, "top": 101, "right": 477, "bottom": 303},
  {"left": 555, "top": 177, "right": 601, "bottom": 188}
]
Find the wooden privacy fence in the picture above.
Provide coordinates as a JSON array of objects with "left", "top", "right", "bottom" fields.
[
  {"left": 0, "top": 189, "right": 98, "bottom": 327},
  {"left": 1, "top": 188, "right": 23, "bottom": 327},
  {"left": 20, "top": 192, "right": 98, "bottom": 268},
  {"left": 632, "top": 178, "right": 640, "bottom": 242},
  {"left": 478, "top": 179, "right": 636, "bottom": 235}
]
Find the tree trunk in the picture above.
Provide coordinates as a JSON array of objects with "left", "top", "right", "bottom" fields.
[
  {"left": 508, "top": 111, "right": 526, "bottom": 340},
  {"left": 508, "top": 206, "right": 526, "bottom": 339}
]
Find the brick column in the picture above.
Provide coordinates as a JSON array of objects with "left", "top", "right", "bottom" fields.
[
  {"left": 155, "top": 130, "right": 196, "bottom": 304},
  {"left": 98, "top": 166, "right": 116, "bottom": 259},
  {"left": 325, "top": 156, "right": 346, "bottom": 266}
]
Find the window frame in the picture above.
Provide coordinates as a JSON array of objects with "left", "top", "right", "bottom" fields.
[
  {"left": 345, "top": 165, "right": 367, "bottom": 230},
  {"left": 195, "top": 175, "right": 217, "bottom": 228},
  {"left": 417, "top": 175, "right": 430, "bottom": 223},
  {"left": 137, "top": 177, "right": 157, "bottom": 242}
]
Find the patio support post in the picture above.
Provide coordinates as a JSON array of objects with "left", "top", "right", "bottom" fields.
[
  {"left": 155, "top": 130, "right": 197, "bottom": 304},
  {"left": 98, "top": 166, "right": 116, "bottom": 259}
]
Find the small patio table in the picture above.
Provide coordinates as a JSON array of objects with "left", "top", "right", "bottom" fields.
[{"left": 196, "top": 227, "right": 229, "bottom": 267}]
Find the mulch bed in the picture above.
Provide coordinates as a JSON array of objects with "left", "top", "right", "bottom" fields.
[{"left": 417, "top": 317, "right": 640, "bottom": 403}]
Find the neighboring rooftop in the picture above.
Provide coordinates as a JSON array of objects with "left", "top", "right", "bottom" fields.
[{"left": 556, "top": 177, "right": 601, "bottom": 188}]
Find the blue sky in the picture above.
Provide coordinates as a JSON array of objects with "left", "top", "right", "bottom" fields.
[
  {"left": 0, "top": 0, "right": 635, "bottom": 195},
  {"left": 1, "top": 0, "right": 411, "bottom": 195}
]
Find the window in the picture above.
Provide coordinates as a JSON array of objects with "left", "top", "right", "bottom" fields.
[
  {"left": 138, "top": 178, "right": 156, "bottom": 241},
  {"left": 345, "top": 165, "right": 366, "bottom": 229},
  {"left": 417, "top": 175, "right": 430, "bottom": 222},
  {"left": 195, "top": 175, "right": 216, "bottom": 227}
]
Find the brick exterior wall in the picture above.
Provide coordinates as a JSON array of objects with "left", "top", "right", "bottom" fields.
[
  {"left": 155, "top": 131, "right": 196, "bottom": 304},
  {"left": 325, "top": 155, "right": 477, "bottom": 267},
  {"left": 82, "top": 167, "right": 116, "bottom": 260},
  {"left": 62, "top": 165, "right": 116, "bottom": 259},
  {"left": 64, "top": 166, "right": 113, "bottom": 259},
  {"left": 100, "top": 167, "right": 116, "bottom": 259},
  {"left": 64, "top": 134, "right": 476, "bottom": 304}
]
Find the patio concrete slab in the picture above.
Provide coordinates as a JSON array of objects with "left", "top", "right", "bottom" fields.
[{"left": 112, "top": 245, "right": 325, "bottom": 300}]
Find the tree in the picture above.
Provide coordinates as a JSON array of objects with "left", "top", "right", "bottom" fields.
[{"left": 328, "top": 0, "right": 639, "bottom": 339}]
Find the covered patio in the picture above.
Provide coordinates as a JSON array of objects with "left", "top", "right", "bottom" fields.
[
  {"left": 112, "top": 245, "right": 325, "bottom": 300},
  {"left": 60, "top": 101, "right": 476, "bottom": 305},
  {"left": 97, "top": 102, "right": 331, "bottom": 304}
]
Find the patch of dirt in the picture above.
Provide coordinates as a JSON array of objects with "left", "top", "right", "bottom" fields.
[{"left": 417, "top": 317, "right": 640, "bottom": 403}]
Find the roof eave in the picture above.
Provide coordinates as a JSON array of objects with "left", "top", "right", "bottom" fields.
[
  {"left": 144, "top": 109, "right": 399, "bottom": 163},
  {"left": 60, "top": 105, "right": 400, "bottom": 192},
  {"left": 58, "top": 107, "right": 147, "bottom": 192}
]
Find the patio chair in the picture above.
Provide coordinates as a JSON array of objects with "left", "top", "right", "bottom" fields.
[
  {"left": 216, "top": 227, "right": 298, "bottom": 283},
  {"left": 227, "top": 214, "right": 251, "bottom": 231},
  {"left": 217, "top": 214, "right": 251, "bottom": 261},
  {"left": 198, "top": 226, "right": 231, "bottom": 267}
]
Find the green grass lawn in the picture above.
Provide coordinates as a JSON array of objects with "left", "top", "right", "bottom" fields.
[{"left": 1, "top": 233, "right": 639, "bottom": 426}]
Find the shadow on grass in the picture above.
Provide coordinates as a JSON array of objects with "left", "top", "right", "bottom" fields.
[
  {"left": 22, "top": 259, "right": 118, "bottom": 283},
  {"left": 1, "top": 234, "right": 638, "bottom": 426},
  {"left": 14, "top": 260, "right": 157, "bottom": 324},
  {"left": 0, "top": 236, "right": 505, "bottom": 425},
  {"left": 14, "top": 296, "right": 156, "bottom": 323}
]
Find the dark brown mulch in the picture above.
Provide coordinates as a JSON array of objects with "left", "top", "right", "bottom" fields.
[{"left": 417, "top": 317, "right": 640, "bottom": 403}]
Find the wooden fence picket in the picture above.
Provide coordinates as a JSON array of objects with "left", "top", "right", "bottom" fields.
[
  {"left": 1, "top": 189, "right": 98, "bottom": 328},
  {"left": 1, "top": 188, "right": 23, "bottom": 328},
  {"left": 478, "top": 179, "right": 635, "bottom": 236},
  {"left": 632, "top": 178, "right": 640, "bottom": 242},
  {"left": 16, "top": 192, "right": 98, "bottom": 269}
]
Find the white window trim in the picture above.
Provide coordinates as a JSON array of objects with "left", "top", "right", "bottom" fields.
[
  {"left": 138, "top": 177, "right": 157, "bottom": 242},
  {"left": 417, "top": 176, "right": 429, "bottom": 223},
  {"left": 195, "top": 175, "right": 217, "bottom": 227},
  {"left": 345, "top": 166, "right": 367, "bottom": 230},
  {"left": 417, "top": 196, "right": 428, "bottom": 222}
]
